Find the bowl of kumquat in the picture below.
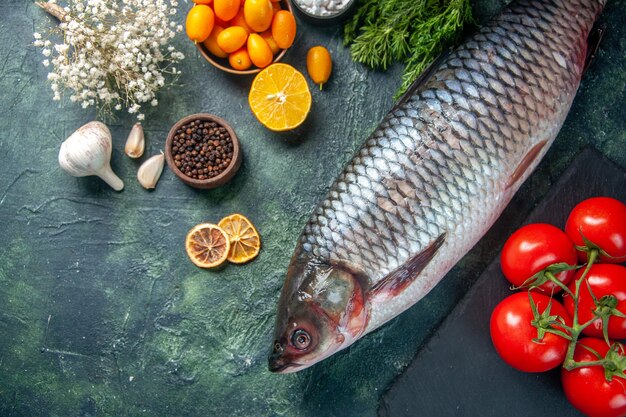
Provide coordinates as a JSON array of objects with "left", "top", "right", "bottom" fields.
[{"left": 186, "top": 0, "right": 297, "bottom": 74}]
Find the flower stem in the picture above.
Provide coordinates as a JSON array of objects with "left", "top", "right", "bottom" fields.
[{"left": 36, "top": 1, "right": 67, "bottom": 21}]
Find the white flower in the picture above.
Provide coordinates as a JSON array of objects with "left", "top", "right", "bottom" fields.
[
  {"left": 54, "top": 44, "right": 69, "bottom": 54},
  {"left": 34, "top": 0, "right": 184, "bottom": 120},
  {"left": 43, "top": 60, "right": 50, "bottom": 67}
]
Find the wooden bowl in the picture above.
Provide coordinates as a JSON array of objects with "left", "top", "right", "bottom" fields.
[
  {"left": 196, "top": 0, "right": 294, "bottom": 75},
  {"left": 165, "top": 113, "right": 242, "bottom": 189}
]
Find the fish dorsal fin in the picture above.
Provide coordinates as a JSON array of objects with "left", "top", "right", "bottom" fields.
[
  {"left": 369, "top": 234, "right": 446, "bottom": 302},
  {"left": 394, "top": 49, "right": 452, "bottom": 109},
  {"left": 505, "top": 140, "right": 548, "bottom": 190}
]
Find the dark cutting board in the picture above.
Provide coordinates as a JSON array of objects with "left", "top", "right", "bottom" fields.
[{"left": 379, "top": 148, "right": 626, "bottom": 417}]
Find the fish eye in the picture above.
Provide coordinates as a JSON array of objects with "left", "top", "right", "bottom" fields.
[{"left": 291, "top": 329, "right": 311, "bottom": 350}]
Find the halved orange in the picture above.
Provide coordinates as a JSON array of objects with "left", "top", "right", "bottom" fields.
[
  {"left": 248, "top": 63, "right": 312, "bottom": 131},
  {"left": 185, "top": 223, "right": 230, "bottom": 268},
  {"left": 218, "top": 214, "right": 261, "bottom": 264}
]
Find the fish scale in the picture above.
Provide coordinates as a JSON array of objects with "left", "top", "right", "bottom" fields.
[
  {"left": 299, "top": 0, "right": 602, "bottom": 333},
  {"left": 270, "top": 0, "right": 606, "bottom": 373}
]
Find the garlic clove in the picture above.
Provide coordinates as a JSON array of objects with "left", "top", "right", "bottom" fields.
[
  {"left": 125, "top": 122, "right": 145, "bottom": 158},
  {"left": 137, "top": 151, "right": 165, "bottom": 189}
]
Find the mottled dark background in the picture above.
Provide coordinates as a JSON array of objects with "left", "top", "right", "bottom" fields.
[{"left": 0, "top": 0, "right": 624, "bottom": 416}]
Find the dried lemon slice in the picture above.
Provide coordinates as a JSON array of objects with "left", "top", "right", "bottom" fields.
[
  {"left": 185, "top": 223, "right": 230, "bottom": 268},
  {"left": 248, "top": 63, "right": 312, "bottom": 131},
  {"left": 218, "top": 213, "right": 261, "bottom": 264}
]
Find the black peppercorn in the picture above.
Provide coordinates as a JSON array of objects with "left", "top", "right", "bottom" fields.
[{"left": 170, "top": 119, "right": 235, "bottom": 180}]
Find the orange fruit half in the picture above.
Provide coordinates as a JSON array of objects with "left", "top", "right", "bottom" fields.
[
  {"left": 218, "top": 214, "right": 261, "bottom": 264},
  {"left": 185, "top": 223, "right": 230, "bottom": 268},
  {"left": 248, "top": 63, "right": 312, "bottom": 131}
]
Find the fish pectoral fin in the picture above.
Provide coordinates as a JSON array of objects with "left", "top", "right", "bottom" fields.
[
  {"left": 584, "top": 23, "right": 606, "bottom": 75},
  {"left": 505, "top": 140, "right": 548, "bottom": 190},
  {"left": 369, "top": 234, "right": 446, "bottom": 302}
]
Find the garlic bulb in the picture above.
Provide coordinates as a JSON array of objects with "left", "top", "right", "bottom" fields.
[
  {"left": 124, "top": 122, "right": 145, "bottom": 158},
  {"left": 137, "top": 152, "right": 165, "bottom": 189},
  {"left": 58, "top": 121, "right": 124, "bottom": 191}
]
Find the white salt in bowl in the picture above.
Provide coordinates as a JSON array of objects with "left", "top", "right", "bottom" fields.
[{"left": 291, "top": 0, "right": 357, "bottom": 25}]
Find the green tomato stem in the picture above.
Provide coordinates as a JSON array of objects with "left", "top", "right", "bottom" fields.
[
  {"left": 545, "top": 271, "right": 575, "bottom": 298},
  {"left": 542, "top": 327, "right": 573, "bottom": 341},
  {"left": 564, "top": 359, "right": 606, "bottom": 371},
  {"left": 562, "top": 249, "right": 599, "bottom": 370}
]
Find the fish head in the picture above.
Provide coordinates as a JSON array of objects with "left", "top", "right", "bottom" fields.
[
  {"left": 269, "top": 255, "right": 368, "bottom": 373},
  {"left": 268, "top": 295, "right": 340, "bottom": 374}
]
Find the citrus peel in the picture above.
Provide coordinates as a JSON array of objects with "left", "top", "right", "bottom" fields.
[
  {"left": 218, "top": 213, "right": 261, "bottom": 264},
  {"left": 185, "top": 223, "right": 230, "bottom": 268},
  {"left": 248, "top": 63, "right": 311, "bottom": 131}
]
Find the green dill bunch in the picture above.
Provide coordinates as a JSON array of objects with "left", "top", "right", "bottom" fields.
[{"left": 344, "top": 0, "right": 473, "bottom": 97}]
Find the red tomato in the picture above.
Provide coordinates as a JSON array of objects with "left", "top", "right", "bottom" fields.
[
  {"left": 565, "top": 197, "right": 626, "bottom": 263},
  {"left": 562, "top": 338, "right": 626, "bottom": 417},
  {"left": 500, "top": 223, "right": 577, "bottom": 293},
  {"left": 563, "top": 264, "right": 626, "bottom": 339},
  {"left": 490, "top": 292, "right": 572, "bottom": 372}
]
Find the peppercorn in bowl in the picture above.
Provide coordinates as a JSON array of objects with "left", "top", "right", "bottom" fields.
[{"left": 164, "top": 113, "right": 242, "bottom": 189}]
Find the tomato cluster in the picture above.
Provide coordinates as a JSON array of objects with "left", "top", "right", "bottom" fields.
[{"left": 490, "top": 197, "right": 626, "bottom": 417}]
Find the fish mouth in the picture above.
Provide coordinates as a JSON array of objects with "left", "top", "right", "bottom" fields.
[{"left": 268, "top": 353, "right": 303, "bottom": 374}]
